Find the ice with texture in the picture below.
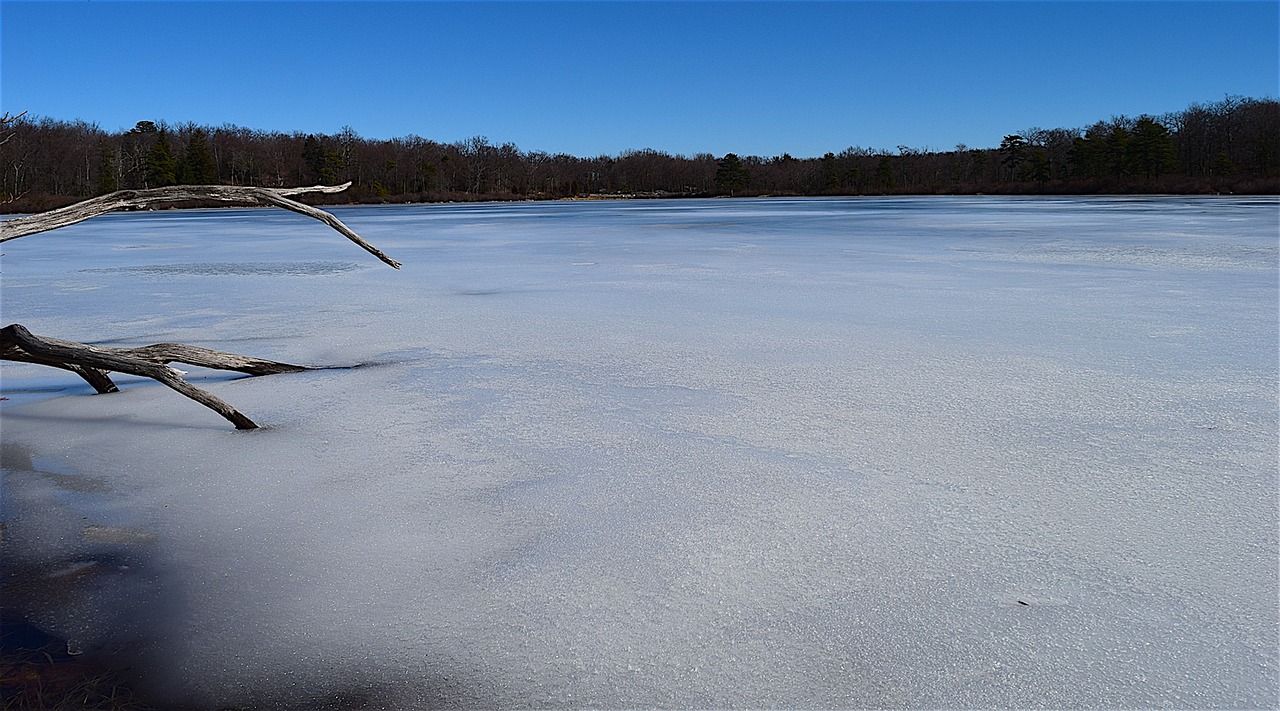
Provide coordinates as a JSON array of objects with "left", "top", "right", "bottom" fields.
[{"left": 1, "top": 196, "right": 1277, "bottom": 709}]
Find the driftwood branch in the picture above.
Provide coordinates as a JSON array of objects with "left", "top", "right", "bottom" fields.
[
  {"left": 2, "top": 324, "right": 310, "bottom": 429},
  {"left": 0, "top": 183, "right": 401, "bottom": 269},
  {"left": 1, "top": 183, "right": 402, "bottom": 428}
]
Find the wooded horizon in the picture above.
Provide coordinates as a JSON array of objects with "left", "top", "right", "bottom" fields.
[{"left": 2, "top": 95, "right": 1276, "bottom": 213}]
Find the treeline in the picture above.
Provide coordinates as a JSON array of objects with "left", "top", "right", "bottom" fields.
[{"left": 1, "top": 95, "right": 1276, "bottom": 212}]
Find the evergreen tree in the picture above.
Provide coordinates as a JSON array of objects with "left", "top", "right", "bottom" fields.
[
  {"left": 1025, "top": 148, "right": 1051, "bottom": 183},
  {"left": 1070, "top": 123, "right": 1114, "bottom": 179},
  {"left": 303, "top": 135, "right": 326, "bottom": 181},
  {"left": 1069, "top": 135, "right": 1096, "bottom": 178},
  {"left": 303, "top": 134, "right": 341, "bottom": 184},
  {"left": 874, "top": 155, "right": 895, "bottom": 190},
  {"left": 146, "top": 129, "right": 178, "bottom": 187},
  {"left": 96, "top": 139, "right": 118, "bottom": 194},
  {"left": 969, "top": 150, "right": 989, "bottom": 183},
  {"left": 820, "top": 152, "right": 839, "bottom": 192},
  {"left": 1128, "top": 116, "right": 1176, "bottom": 178},
  {"left": 1104, "top": 125, "right": 1132, "bottom": 179},
  {"left": 715, "top": 153, "right": 749, "bottom": 195},
  {"left": 999, "top": 134, "right": 1027, "bottom": 181},
  {"left": 180, "top": 127, "right": 217, "bottom": 184}
]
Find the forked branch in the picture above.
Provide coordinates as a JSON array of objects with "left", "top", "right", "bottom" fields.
[
  {"left": 0, "top": 183, "right": 401, "bottom": 269},
  {"left": 1, "top": 324, "right": 294, "bottom": 429}
]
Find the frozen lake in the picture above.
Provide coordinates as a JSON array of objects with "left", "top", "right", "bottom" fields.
[{"left": 1, "top": 196, "right": 1277, "bottom": 709}]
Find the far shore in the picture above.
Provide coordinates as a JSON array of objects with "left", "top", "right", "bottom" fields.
[{"left": 4, "top": 182, "right": 1278, "bottom": 218}]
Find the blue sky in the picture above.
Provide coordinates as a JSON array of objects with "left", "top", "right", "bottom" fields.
[{"left": 2, "top": 1, "right": 1276, "bottom": 158}]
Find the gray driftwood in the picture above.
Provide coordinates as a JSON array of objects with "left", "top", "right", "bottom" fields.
[
  {"left": 1, "top": 183, "right": 399, "bottom": 429},
  {"left": 0, "top": 182, "right": 401, "bottom": 269}
]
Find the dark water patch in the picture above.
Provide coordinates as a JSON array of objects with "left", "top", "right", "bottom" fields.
[{"left": 0, "top": 612, "right": 159, "bottom": 710}]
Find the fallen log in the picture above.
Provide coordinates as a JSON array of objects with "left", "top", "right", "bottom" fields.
[
  {"left": 1, "top": 183, "right": 400, "bottom": 429},
  {"left": 1, "top": 324, "right": 278, "bottom": 429}
]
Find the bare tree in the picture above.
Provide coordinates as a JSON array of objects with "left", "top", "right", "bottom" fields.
[
  {"left": 1, "top": 181, "right": 400, "bottom": 429},
  {"left": 0, "top": 111, "right": 30, "bottom": 202}
]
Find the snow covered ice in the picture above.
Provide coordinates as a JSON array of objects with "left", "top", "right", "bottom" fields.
[{"left": 1, "top": 196, "right": 1276, "bottom": 708}]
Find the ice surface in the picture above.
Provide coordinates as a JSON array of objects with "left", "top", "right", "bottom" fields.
[{"left": 1, "top": 196, "right": 1277, "bottom": 709}]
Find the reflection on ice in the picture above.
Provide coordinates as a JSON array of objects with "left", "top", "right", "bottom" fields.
[{"left": 1, "top": 196, "right": 1276, "bottom": 708}]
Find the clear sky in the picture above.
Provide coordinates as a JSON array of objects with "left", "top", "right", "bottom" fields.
[{"left": 2, "top": 1, "right": 1276, "bottom": 158}]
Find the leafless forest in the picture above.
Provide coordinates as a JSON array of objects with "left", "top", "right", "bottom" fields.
[{"left": 2, "top": 95, "right": 1275, "bottom": 212}]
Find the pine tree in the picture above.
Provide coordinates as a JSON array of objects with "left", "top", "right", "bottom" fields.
[
  {"left": 179, "top": 127, "right": 217, "bottom": 184},
  {"left": 96, "top": 139, "right": 119, "bottom": 194},
  {"left": 874, "top": 155, "right": 895, "bottom": 190},
  {"left": 1129, "top": 116, "right": 1176, "bottom": 178},
  {"left": 1104, "top": 125, "right": 1132, "bottom": 179},
  {"left": 714, "top": 153, "right": 749, "bottom": 195},
  {"left": 999, "top": 134, "right": 1027, "bottom": 181},
  {"left": 820, "top": 152, "right": 840, "bottom": 192},
  {"left": 303, "top": 134, "right": 344, "bottom": 184},
  {"left": 146, "top": 129, "right": 177, "bottom": 187},
  {"left": 1025, "top": 149, "right": 1051, "bottom": 183}
]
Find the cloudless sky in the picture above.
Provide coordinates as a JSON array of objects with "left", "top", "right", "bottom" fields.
[{"left": 2, "top": 1, "right": 1276, "bottom": 158}]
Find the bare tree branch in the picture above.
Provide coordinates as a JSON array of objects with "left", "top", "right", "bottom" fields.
[
  {"left": 0, "top": 112, "right": 29, "bottom": 201},
  {"left": 0, "top": 110, "right": 25, "bottom": 147},
  {"left": 2, "top": 324, "right": 271, "bottom": 429},
  {"left": 0, "top": 182, "right": 402, "bottom": 269}
]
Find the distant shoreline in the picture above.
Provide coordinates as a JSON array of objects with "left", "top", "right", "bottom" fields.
[
  {"left": 5, "top": 178, "right": 1274, "bottom": 216},
  {"left": 6, "top": 96, "right": 1277, "bottom": 215}
]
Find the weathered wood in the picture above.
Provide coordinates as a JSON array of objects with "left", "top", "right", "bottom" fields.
[
  {"left": 2, "top": 323, "right": 278, "bottom": 429},
  {"left": 2, "top": 352, "right": 121, "bottom": 394},
  {"left": 63, "top": 364, "right": 121, "bottom": 393},
  {"left": 1, "top": 182, "right": 402, "bottom": 429},
  {"left": 13, "top": 334, "right": 311, "bottom": 376},
  {"left": 0, "top": 183, "right": 402, "bottom": 269}
]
